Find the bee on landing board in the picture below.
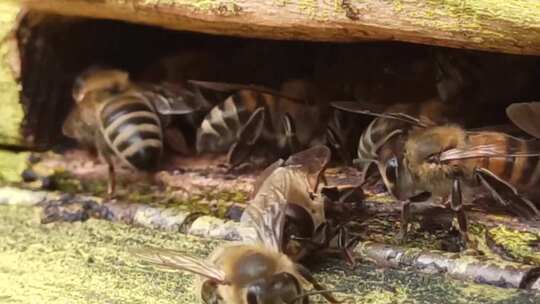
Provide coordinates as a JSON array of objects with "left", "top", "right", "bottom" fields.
[
  {"left": 241, "top": 145, "right": 360, "bottom": 264},
  {"left": 190, "top": 80, "right": 329, "bottom": 170},
  {"left": 331, "top": 99, "right": 459, "bottom": 191},
  {"left": 62, "top": 67, "right": 210, "bottom": 196},
  {"left": 332, "top": 101, "right": 540, "bottom": 248},
  {"left": 133, "top": 203, "right": 343, "bottom": 303}
]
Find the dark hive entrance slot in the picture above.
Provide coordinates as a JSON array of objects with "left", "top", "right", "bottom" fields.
[
  {"left": 16, "top": 12, "right": 448, "bottom": 149},
  {"left": 16, "top": 11, "right": 540, "bottom": 163}
]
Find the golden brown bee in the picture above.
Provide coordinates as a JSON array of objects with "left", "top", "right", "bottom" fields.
[
  {"left": 403, "top": 124, "right": 540, "bottom": 244},
  {"left": 333, "top": 101, "right": 540, "bottom": 246},
  {"left": 191, "top": 80, "right": 328, "bottom": 169},
  {"left": 62, "top": 67, "right": 206, "bottom": 195},
  {"left": 331, "top": 99, "right": 457, "bottom": 190},
  {"left": 133, "top": 203, "right": 341, "bottom": 303},
  {"left": 241, "top": 145, "right": 358, "bottom": 264}
]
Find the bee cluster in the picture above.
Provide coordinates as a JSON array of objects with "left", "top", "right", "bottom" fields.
[
  {"left": 56, "top": 42, "right": 540, "bottom": 301},
  {"left": 18, "top": 16, "right": 540, "bottom": 301},
  {"left": 135, "top": 146, "right": 353, "bottom": 303}
]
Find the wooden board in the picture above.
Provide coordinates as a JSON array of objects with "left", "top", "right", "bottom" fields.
[{"left": 21, "top": 0, "right": 540, "bottom": 55}]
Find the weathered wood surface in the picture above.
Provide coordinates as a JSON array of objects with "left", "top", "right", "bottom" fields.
[
  {"left": 20, "top": 0, "right": 540, "bottom": 56},
  {"left": 0, "top": 1, "right": 24, "bottom": 146},
  {"left": 0, "top": 2, "right": 30, "bottom": 182},
  {"left": 5, "top": 204, "right": 540, "bottom": 304}
]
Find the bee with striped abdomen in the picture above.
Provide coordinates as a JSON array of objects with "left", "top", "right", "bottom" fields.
[
  {"left": 62, "top": 67, "right": 208, "bottom": 196},
  {"left": 336, "top": 101, "right": 540, "bottom": 247},
  {"left": 192, "top": 80, "right": 328, "bottom": 169},
  {"left": 331, "top": 99, "right": 458, "bottom": 192},
  {"left": 133, "top": 200, "right": 342, "bottom": 303}
]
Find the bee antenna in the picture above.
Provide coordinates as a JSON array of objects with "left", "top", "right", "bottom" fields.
[{"left": 288, "top": 288, "right": 350, "bottom": 303}]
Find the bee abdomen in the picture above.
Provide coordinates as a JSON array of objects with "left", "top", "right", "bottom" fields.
[
  {"left": 479, "top": 135, "right": 540, "bottom": 188},
  {"left": 196, "top": 90, "right": 263, "bottom": 153},
  {"left": 517, "top": 140, "right": 540, "bottom": 188},
  {"left": 100, "top": 95, "right": 163, "bottom": 170}
]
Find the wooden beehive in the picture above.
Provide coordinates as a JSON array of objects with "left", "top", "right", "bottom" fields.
[{"left": 1, "top": 0, "right": 540, "bottom": 181}]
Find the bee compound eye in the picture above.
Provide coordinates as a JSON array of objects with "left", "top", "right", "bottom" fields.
[
  {"left": 385, "top": 157, "right": 399, "bottom": 184},
  {"left": 246, "top": 286, "right": 261, "bottom": 304},
  {"left": 427, "top": 153, "right": 441, "bottom": 164}
]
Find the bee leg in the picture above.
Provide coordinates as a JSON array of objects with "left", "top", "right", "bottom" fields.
[
  {"left": 397, "top": 192, "right": 431, "bottom": 244},
  {"left": 294, "top": 263, "right": 343, "bottom": 303},
  {"left": 291, "top": 222, "right": 329, "bottom": 249},
  {"left": 325, "top": 126, "right": 347, "bottom": 165},
  {"left": 227, "top": 107, "right": 265, "bottom": 168},
  {"left": 475, "top": 167, "right": 540, "bottom": 219},
  {"left": 95, "top": 136, "right": 116, "bottom": 198},
  {"left": 281, "top": 113, "right": 300, "bottom": 154},
  {"left": 104, "top": 158, "right": 116, "bottom": 198},
  {"left": 450, "top": 178, "right": 469, "bottom": 249},
  {"left": 397, "top": 199, "right": 411, "bottom": 244},
  {"left": 335, "top": 226, "right": 360, "bottom": 267}
]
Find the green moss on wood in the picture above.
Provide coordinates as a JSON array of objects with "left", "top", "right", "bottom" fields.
[
  {"left": 3, "top": 204, "right": 539, "bottom": 303},
  {"left": 0, "top": 150, "right": 28, "bottom": 183},
  {"left": 403, "top": 0, "right": 540, "bottom": 46},
  {"left": 0, "top": 1, "right": 23, "bottom": 146},
  {"left": 0, "top": 205, "right": 217, "bottom": 303},
  {"left": 39, "top": 168, "right": 248, "bottom": 217},
  {"left": 487, "top": 226, "right": 540, "bottom": 265},
  {"left": 0, "top": 2, "right": 27, "bottom": 182}
]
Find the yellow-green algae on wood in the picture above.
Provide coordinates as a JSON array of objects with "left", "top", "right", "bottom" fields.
[
  {"left": 487, "top": 225, "right": 540, "bottom": 265},
  {"left": 0, "top": 2, "right": 28, "bottom": 183},
  {"left": 0, "top": 150, "right": 28, "bottom": 183},
  {"left": 2, "top": 205, "right": 540, "bottom": 303},
  {"left": 0, "top": 1, "right": 23, "bottom": 146},
  {"left": 0, "top": 205, "right": 216, "bottom": 303}
]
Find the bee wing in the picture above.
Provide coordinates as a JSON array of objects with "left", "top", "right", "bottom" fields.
[
  {"left": 250, "top": 158, "right": 285, "bottom": 199},
  {"left": 331, "top": 101, "right": 433, "bottom": 128},
  {"left": 506, "top": 102, "right": 540, "bottom": 138},
  {"left": 284, "top": 145, "right": 331, "bottom": 191},
  {"left": 188, "top": 80, "right": 310, "bottom": 105},
  {"left": 142, "top": 84, "right": 207, "bottom": 115},
  {"left": 132, "top": 247, "right": 227, "bottom": 283},
  {"left": 285, "top": 145, "right": 331, "bottom": 172},
  {"left": 439, "top": 141, "right": 540, "bottom": 162},
  {"left": 244, "top": 200, "right": 287, "bottom": 253}
]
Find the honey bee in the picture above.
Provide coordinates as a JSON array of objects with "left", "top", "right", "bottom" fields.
[
  {"left": 333, "top": 101, "right": 540, "bottom": 246},
  {"left": 241, "top": 145, "right": 359, "bottom": 264},
  {"left": 192, "top": 80, "right": 328, "bottom": 169},
  {"left": 133, "top": 203, "right": 342, "bottom": 303},
  {"left": 62, "top": 67, "right": 208, "bottom": 195},
  {"left": 331, "top": 99, "right": 457, "bottom": 190}
]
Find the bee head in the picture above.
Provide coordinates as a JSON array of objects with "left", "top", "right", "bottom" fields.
[
  {"left": 245, "top": 272, "right": 304, "bottom": 304},
  {"left": 404, "top": 125, "right": 466, "bottom": 168},
  {"left": 282, "top": 203, "right": 315, "bottom": 258},
  {"left": 381, "top": 154, "right": 419, "bottom": 200},
  {"left": 401, "top": 125, "right": 466, "bottom": 190},
  {"left": 72, "top": 67, "right": 130, "bottom": 103}
]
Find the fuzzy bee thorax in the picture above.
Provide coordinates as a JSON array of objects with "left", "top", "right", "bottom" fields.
[{"left": 404, "top": 125, "right": 467, "bottom": 196}]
